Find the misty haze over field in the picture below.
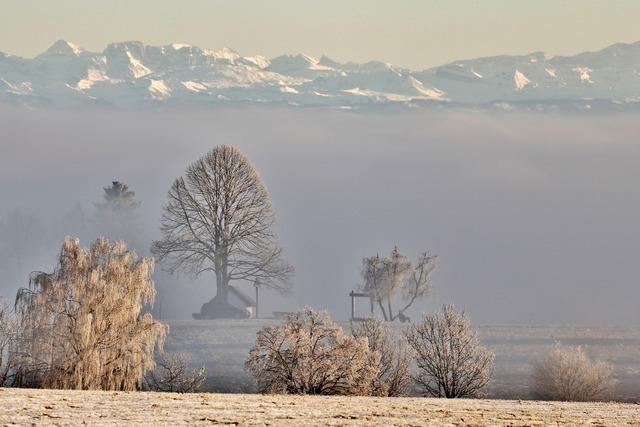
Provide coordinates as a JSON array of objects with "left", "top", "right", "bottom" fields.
[{"left": 1, "top": 106, "right": 639, "bottom": 325}]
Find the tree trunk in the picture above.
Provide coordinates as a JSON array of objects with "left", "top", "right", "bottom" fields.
[
  {"left": 194, "top": 253, "right": 246, "bottom": 319},
  {"left": 216, "top": 270, "right": 228, "bottom": 303},
  {"left": 215, "top": 250, "right": 229, "bottom": 303},
  {"left": 378, "top": 299, "right": 388, "bottom": 321}
]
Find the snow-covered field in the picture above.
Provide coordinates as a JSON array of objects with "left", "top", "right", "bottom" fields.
[
  {"left": 165, "top": 320, "right": 640, "bottom": 401},
  {"left": 1, "top": 388, "right": 638, "bottom": 426}
]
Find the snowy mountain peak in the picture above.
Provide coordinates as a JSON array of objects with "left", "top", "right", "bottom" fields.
[
  {"left": 38, "top": 40, "right": 84, "bottom": 58},
  {"left": 2, "top": 40, "right": 640, "bottom": 110}
]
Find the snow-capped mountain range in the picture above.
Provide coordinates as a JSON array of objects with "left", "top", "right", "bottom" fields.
[{"left": 1, "top": 40, "right": 640, "bottom": 110}]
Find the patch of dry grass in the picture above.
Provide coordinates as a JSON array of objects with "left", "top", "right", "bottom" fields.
[{"left": 0, "top": 388, "right": 638, "bottom": 426}]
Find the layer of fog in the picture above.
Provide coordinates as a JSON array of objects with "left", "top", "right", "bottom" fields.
[{"left": 1, "top": 106, "right": 639, "bottom": 325}]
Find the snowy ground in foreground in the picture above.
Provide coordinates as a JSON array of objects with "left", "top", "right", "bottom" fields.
[{"left": 0, "top": 388, "right": 638, "bottom": 426}]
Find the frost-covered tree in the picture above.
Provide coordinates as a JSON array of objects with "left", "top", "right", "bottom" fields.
[
  {"left": 152, "top": 145, "right": 293, "bottom": 319},
  {"left": 531, "top": 344, "right": 615, "bottom": 402},
  {"left": 13, "top": 237, "right": 166, "bottom": 390},
  {"left": 405, "top": 304, "right": 494, "bottom": 398},
  {"left": 245, "top": 308, "right": 379, "bottom": 395},
  {"left": 351, "top": 317, "right": 412, "bottom": 396},
  {"left": 362, "top": 248, "right": 435, "bottom": 321}
]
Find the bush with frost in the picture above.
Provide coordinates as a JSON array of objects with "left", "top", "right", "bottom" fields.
[
  {"left": 352, "top": 317, "right": 412, "bottom": 396},
  {"left": 531, "top": 344, "right": 615, "bottom": 401},
  {"left": 405, "top": 304, "right": 494, "bottom": 398},
  {"left": 246, "top": 307, "right": 379, "bottom": 395}
]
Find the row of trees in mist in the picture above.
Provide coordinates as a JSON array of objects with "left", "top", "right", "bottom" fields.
[
  {"left": 0, "top": 258, "right": 617, "bottom": 401},
  {"left": 0, "top": 235, "right": 450, "bottom": 395},
  {"left": 1, "top": 144, "right": 437, "bottom": 323},
  {"left": 0, "top": 144, "right": 618, "bottom": 401}
]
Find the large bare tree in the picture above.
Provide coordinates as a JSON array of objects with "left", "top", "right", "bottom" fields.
[
  {"left": 362, "top": 247, "right": 435, "bottom": 321},
  {"left": 152, "top": 145, "right": 293, "bottom": 318}
]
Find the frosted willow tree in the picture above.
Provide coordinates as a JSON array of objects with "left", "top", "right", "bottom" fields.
[
  {"left": 152, "top": 145, "right": 293, "bottom": 319},
  {"left": 362, "top": 247, "right": 436, "bottom": 321},
  {"left": 13, "top": 237, "right": 166, "bottom": 390}
]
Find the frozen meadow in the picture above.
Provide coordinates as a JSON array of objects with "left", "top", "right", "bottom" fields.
[{"left": 0, "top": 388, "right": 638, "bottom": 426}]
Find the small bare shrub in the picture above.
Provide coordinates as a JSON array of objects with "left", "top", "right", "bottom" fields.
[
  {"left": 145, "top": 353, "right": 206, "bottom": 393},
  {"left": 13, "top": 236, "right": 167, "bottom": 390},
  {"left": 405, "top": 304, "right": 494, "bottom": 398},
  {"left": 531, "top": 344, "right": 615, "bottom": 401},
  {"left": 245, "top": 307, "right": 379, "bottom": 395},
  {"left": 352, "top": 317, "right": 412, "bottom": 396}
]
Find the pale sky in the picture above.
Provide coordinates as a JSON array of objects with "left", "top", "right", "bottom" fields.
[{"left": 1, "top": 0, "right": 640, "bottom": 69}]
